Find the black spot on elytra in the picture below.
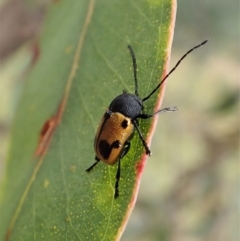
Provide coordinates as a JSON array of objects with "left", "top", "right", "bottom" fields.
[
  {"left": 121, "top": 119, "right": 128, "bottom": 129},
  {"left": 99, "top": 140, "right": 121, "bottom": 159}
]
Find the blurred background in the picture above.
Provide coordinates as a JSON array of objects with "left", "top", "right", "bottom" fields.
[
  {"left": 0, "top": 0, "right": 239, "bottom": 241},
  {"left": 124, "top": 1, "right": 239, "bottom": 241}
]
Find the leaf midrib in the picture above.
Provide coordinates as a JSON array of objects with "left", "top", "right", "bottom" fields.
[{"left": 6, "top": 0, "right": 96, "bottom": 237}]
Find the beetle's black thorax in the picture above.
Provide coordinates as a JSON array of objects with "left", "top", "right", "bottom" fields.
[{"left": 109, "top": 92, "right": 143, "bottom": 119}]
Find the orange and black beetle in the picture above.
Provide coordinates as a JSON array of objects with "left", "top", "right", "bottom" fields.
[{"left": 86, "top": 40, "right": 208, "bottom": 198}]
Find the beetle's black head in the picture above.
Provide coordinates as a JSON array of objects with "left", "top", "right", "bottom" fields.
[{"left": 109, "top": 92, "right": 143, "bottom": 119}]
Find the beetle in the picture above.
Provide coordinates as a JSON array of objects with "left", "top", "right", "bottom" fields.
[{"left": 86, "top": 39, "right": 208, "bottom": 198}]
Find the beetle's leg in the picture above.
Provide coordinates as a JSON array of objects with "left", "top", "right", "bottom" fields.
[
  {"left": 114, "top": 160, "right": 121, "bottom": 198},
  {"left": 114, "top": 142, "right": 131, "bottom": 198},
  {"left": 133, "top": 120, "right": 151, "bottom": 156},
  {"left": 85, "top": 156, "right": 100, "bottom": 172},
  {"left": 134, "top": 107, "right": 177, "bottom": 155},
  {"left": 120, "top": 141, "right": 131, "bottom": 159},
  {"left": 137, "top": 106, "right": 178, "bottom": 119}
]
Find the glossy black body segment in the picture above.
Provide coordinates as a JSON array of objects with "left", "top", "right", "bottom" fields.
[{"left": 109, "top": 93, "right": 143, "bottom": 119}]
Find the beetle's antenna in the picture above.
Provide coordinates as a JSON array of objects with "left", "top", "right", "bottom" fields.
[
  {"left": 128, "top": 45, "right": 139, "bottom": 96},
  {"left": 142, "top": 39, "right": 209, "bottom": 102}
]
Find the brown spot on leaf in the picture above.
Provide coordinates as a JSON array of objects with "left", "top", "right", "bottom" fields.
[
  {"left": 35, "top": 97, "right": 68, "bottom": 157},
  {"left": 35, "top": 117, "right": 56, "bottom": 157},
  {"left": 31, "top": 42, "right": 40, "bottom": 65},
  {"left": 5, "top": 229, "right": 11, "bottom": 241}
]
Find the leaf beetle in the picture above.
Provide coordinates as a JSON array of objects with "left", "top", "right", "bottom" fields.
[{"left": 86, "top": 40, "right": 208, "bottom": 198}]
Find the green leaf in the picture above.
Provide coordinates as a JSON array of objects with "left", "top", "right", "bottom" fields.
[{"left": 0, "top": 0, "right": 176, "bottom": 240}]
